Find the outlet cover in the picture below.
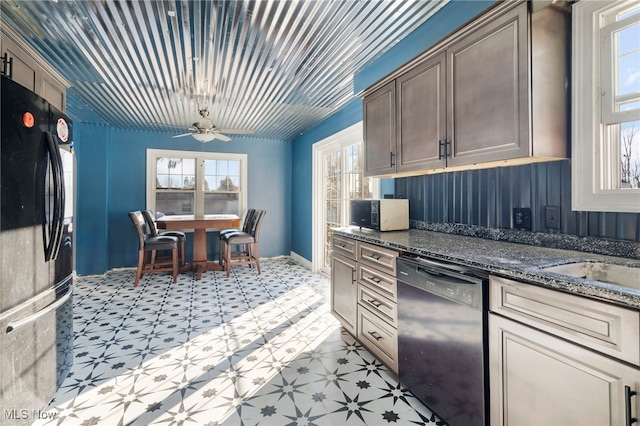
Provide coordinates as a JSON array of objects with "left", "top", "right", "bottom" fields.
[
  {"left": 513, "top": 207, "right": 532, "bottom": 230},
  {"left": 545, "top": 206, "right": 561, "bottom": 229}
]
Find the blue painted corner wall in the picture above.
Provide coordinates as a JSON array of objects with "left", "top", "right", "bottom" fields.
[{"left": 74, "top": 125, "right": 291, "bottom": 275}]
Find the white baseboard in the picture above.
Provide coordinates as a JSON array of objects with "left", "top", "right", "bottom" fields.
[{"left": 289, "top": 251, "right": 312, "bottom": 270}]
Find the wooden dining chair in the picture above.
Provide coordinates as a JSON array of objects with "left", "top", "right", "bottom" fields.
[
  {"left": 128, "top": 211, "right": 179, "bottom": 287},
  {"left": 220, "top": 209, "right": 266, "bottom": 277},
  {"left": 142, "top": 210, "right": 186, "bottom": 266}
]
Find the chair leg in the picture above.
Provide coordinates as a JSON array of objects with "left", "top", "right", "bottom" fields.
[
  {"left": 179, "top": 239, "right": 186, "bottom": 266},
  {"left": 225, "top": 240, "right": 232, "bottom": 277},
  {"left": 172, "top": 247, "right": 178, "bottom": 283},
  {"left": 252, "top": 243, "right": 261, "bottom": 274},
  {"left": 135, "top": 250, "right": 144, "bottom": 287},
  {"left": 219, "top": 238, "right": 225, "bottom": 268}
]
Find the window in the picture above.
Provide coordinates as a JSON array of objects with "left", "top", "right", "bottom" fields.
[
  {"left": 573, "top": 0, "right": 640, "bottom": 212},
  {"left": 312, "top": 122, "right": 378, "bottom": 273},
  {"left": 146, "top": 149, "right": 247, "bottom": 216}
]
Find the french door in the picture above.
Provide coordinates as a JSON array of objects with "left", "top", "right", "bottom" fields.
[{"left": 313, "top": 123, "right": 376, "bottom": 274}]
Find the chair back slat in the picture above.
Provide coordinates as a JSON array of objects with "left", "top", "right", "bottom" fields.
[
  {"left": 250, "top": 210, "right": 266, "bottom": 242},
  {"left": 142, "top": 210, "right": 159, "bottom": 236},
  {"left": 128, "top": 211, "right": 148, "bottom": 249},
  {"left": 242, "top": 209, "right": 256, "bottom": 233}
]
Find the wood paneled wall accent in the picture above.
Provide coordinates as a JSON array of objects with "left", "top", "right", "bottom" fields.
[{"left": 395, "top": 160, "right": 640, "bottom": 242}]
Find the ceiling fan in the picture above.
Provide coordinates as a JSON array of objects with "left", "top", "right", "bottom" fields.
[{"left": 172, "top": 109, "right": 254, "bottom": 142}]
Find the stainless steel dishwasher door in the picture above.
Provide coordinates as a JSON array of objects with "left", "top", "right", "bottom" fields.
[{"left": 397, "top": 256, "right": 488, "bottom": 426}]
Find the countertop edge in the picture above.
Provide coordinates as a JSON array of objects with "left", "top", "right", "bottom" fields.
[{"left": 333, "top": 227, "right": 640, "bottom": 310}]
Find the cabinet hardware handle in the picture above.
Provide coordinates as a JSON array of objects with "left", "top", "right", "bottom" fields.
[
  {"left": 1, "top": 53, "right": 12, "bottom": 78},
  {"left": 438, "top": 139, "right": 451, "bottom": 160},
  {"left": 369, "top": 276, "right": 381, "bottom": 283},
  {"left": 368, "top": 331, "right": 383, "bottom": 341},
  {"left": 626, "top": 386, "right": 637, "bottom": 426},
  {"left": 390, "top": 151, "right": 395, "bottom": 167},
  {"left": 368, "top": 254, "right": 381, "bottom": 261},
  {"left": 351, "top": 268, "right": 356, "bottom": 284},
  {"left": 367, "top": 299, "right": 382, "bottom": 307}
]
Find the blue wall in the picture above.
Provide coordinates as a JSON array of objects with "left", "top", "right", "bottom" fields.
[
  {"left": 74, "top": 125, "right": 291, "bottom": 275},
  {"left": 290, "top": 1, "right": 497, "bottom": 262}
]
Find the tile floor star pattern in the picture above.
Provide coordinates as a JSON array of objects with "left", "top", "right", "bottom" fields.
[{"left": 36, "top": 257, "right": 444, "bottom": 426}]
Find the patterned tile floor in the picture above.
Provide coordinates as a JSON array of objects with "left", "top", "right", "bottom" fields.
[{"left": 36, "top": 257, "right": 443, "bottom": 426}]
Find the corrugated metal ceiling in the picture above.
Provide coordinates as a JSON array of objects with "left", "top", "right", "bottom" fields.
[{"left": 1, "top": 0, "right": 448, "bottom": 141}]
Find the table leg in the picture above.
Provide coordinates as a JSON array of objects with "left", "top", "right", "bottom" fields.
[{"left": 192, "top": 229, "right": 208, "bottom": 280}]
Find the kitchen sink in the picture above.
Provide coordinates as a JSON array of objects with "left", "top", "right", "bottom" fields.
[{"left": 542, "top": 262, "right": 640, "bottom": 290}]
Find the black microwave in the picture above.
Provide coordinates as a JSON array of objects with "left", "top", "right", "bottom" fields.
[{"left": 350, "top": 199, "right": 409, "bottom": 231}]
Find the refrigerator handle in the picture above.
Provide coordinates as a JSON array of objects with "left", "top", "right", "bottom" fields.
[
  {"left": 6, "top": 285, "right": 73, "bottom": 333},
  {"left": 44, "top": 132, "right": 65, "bottom": 261}
]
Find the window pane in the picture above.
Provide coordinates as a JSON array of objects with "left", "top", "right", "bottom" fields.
[
  {"left": 204, "top": 193, "right": 239, "bottom": 214},
  {"left": 617, "top": 48, "right": 640, "bottom": 98},
  {"left": 156, "top": 157, "right": 195, "bottom": 190},
  {"left": 621, "top": 120, "right": 640, "bottom": 188},
  {"left": 155, "top": 191, "right": 194, "bottom": 215},
  {"left": 204, "top": 159, "right": 240, "bottom": 193}
]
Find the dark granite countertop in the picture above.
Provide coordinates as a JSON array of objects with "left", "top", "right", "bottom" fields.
[{"left": 333, "top": 227, "right": 640, "bottom": 310}]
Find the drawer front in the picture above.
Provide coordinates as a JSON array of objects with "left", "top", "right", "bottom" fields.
[
  {"left": 357, "top": 264, "right": 397, "bottom": 301},
  {"left": 490, "top": 275, "right": 640, "bottom": 366},
  {"left": 358, "top": 305, "right": 398, "bottom": 373},
  {"left": 358, "top": 283, "right": 397, "bottom": 327},
  {"left": 332, "top": 235, "right": 357, "bottom": 260},
  {"left": 357, "top": 242, "right": 399, "bottom": 275}
]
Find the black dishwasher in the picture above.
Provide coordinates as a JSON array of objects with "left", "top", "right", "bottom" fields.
[{"left": 397, "top": 255, "right": 489, "bottom": 426}]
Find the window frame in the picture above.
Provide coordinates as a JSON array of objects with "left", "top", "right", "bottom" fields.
[
  {"left": 146, "top": 148, "right": 248, "bottom": 217},
  {"left": 572, "top": 0, "right": 640, "bottom": 213}
]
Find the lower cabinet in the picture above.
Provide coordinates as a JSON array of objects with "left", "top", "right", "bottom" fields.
[
  {"left": 490, "top": 313, "right": 639, "bottom": 426},
  {"left": 489, "top": 275, "right": 640, "bottom": 426},
  {"left": 357, "top": 303, "right": 398, "bottom": 371},
  {"left": 331, "top": 252, "right": 357, "bottom": 336},
  {"left": 331, "top": 235, "right": 399, "bottom": 373}
]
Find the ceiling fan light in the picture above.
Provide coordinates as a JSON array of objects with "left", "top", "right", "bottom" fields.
[{"left": 192, "top": 133, "right": 216, "bottom": 143}]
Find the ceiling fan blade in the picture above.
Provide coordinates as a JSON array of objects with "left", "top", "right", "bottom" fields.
[
  {"left": 219, "top": 128, "right": 254, "bottom": 135},
  {"left": 172, "top": 133, "right": 194, "bottom": 138},
  {"left": 213, "top": 133, "right": 232, "bottom": 142}
]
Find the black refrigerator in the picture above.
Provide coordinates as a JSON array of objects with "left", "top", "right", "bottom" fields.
[{"left": 0, "top": 76, "right": 74, "bottom": 424}]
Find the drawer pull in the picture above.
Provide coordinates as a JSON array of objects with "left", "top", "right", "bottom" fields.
[
  {"left": 337, "top": 243, "right": 346, "bottom": 248},
  {"left": 367, "top": 254, "right": 381, "bottom": 261},
  {"left": 368, "top": 331, "right": 383, "bottom": 341},
  {"left": 369, "top": 276, "right": 382, "bottom": 283},
  {"left": 626, "top": 386, "right": 637, "bottom": 426},
  {"left": 367, "top": 299, "right": 382, "bottom": 308}
]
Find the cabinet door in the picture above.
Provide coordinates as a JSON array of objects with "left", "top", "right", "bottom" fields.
[
  {"left": 447, "top": 3, "right": 529, "bottom": 167},
  {"left": 396, "top": 51, "right": 447, "bottom": 173},
  {"left": 41, "top": 73, "right": 66, "bottom": 112},
  {"left": 331, "top": 253, "right": 358, "bottom": 335},
  {"left": 363, "top": 81, "right": 396, "bottom": 177},
  {"left": 1, "top": 36, "right": 39, "bottom": 93},
  {"left": 490, "top": 314, "right": 640, "bottom": 426}
]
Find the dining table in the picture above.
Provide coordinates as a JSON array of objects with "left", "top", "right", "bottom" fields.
[{"left": 156, "top": 214, "right": 241, "bottom": 280}]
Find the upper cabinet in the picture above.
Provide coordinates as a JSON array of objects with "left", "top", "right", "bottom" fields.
[
  {"left": 1, "top": 24, "right": 68, "bottom": 111},
  {"left": 364, "top": 81, "right": 396, "bottom": 176},
  {"left": 363, "top": 1, "right": 569, "bottom": 178}
]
